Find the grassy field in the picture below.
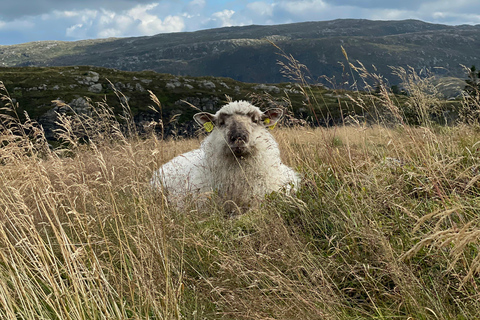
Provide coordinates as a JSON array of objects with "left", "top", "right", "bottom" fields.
[{"left": 1, "top": 64, "right": 480, "bottom": 320}]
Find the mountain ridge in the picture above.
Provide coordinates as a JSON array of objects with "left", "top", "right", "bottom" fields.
[{"left": 1, "top": 19, "right": 480, "bottom": 85}]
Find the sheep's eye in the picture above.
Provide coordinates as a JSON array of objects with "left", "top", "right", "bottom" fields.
[
  {"left": 252, "top": 117, "right": 259, "bottom": 124},
  {"left": 217, "top": 119, "right": 225, "bottom": 126}
]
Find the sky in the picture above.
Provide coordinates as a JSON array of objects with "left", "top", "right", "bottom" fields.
[{"left": 1, "top": 0, "right": 480, "bottom": 45}]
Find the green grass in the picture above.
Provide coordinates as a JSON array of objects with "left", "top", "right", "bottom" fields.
[{"left": 1, "top": 61, "right": 480, "bottom": 319}]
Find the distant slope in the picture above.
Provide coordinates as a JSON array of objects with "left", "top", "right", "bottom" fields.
[
  {"left": 1, "top": 19, "right": 479, "bottom": 84},
  {"left": 0, "top": 66, "right": 315, "bottom": 140}
]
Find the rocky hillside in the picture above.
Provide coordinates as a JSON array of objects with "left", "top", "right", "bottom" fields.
[
  {"left": 0, "top": 66, "right": 316, "bottom": 140},
  {"left": 1, "top": 19, "right": 479, "bottom": 85}
]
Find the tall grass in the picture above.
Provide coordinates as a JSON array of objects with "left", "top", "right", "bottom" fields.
[{"left": 1, "top": 54, "right": 480, "bottom": 320}]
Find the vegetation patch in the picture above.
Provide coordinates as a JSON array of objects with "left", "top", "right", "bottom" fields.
[{"left": 1, "top": 57, "right": 480, "bottom": 319}]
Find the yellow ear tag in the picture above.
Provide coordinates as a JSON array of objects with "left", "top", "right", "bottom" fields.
[
  {"left": 203, "top": 121, "right": 214, "bottom": 132},
  {"left": 263, "top": 118, "right": 276, "bottom": 130}
]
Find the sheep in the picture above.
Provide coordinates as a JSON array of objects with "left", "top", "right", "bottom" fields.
[{"left": 151, "top": 100, "right": 301, "bottom": 209}]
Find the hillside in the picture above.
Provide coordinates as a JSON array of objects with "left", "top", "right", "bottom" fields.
[
  {"left": 1, "top": 19, "right": 479, "bottom": 84},
  {"left": 0, "top": 62, "right": 468, "bottom": 142},
  {"left": 0, "top": 66, "right": 320, "bottom": 140}
]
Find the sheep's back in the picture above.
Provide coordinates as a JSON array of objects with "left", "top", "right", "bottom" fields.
[{"left": 151, "top": 149, "right": 209, "bottom": 196}]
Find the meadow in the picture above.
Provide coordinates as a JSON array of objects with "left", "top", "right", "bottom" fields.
[{"left": 1, "top": 61, "right": 480, "bottom": 319}]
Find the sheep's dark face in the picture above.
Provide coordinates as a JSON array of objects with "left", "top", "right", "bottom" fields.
[
  {"left": 217, "top": 112, "right": 260, "bottom": 157},
  {"left": 194, "top": 102, "right": 283, "bottom": 158}
]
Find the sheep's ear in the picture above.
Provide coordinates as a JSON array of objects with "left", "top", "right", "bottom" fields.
[
  {"left": 194, "top": 112, "right": 216, "bottom": 132},
  {"left": 262, "top": 108, "right": 283, "bottom": 129}
]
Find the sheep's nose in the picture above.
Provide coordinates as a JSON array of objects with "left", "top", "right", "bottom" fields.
[{"left": 230, "top": 132, "right": 248, "bottom": 145}]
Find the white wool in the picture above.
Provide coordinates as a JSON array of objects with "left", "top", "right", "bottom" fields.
[
  {"left": 212, "top": 100, "right": 260, "bottom": 116},
  {"left": 151, "top": 101, "right": 301, "bottom": 206},
  {"left": 150, "top": 149, "right": 208, "bottom": 196}
]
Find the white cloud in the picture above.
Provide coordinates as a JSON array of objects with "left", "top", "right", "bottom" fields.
[
  {"left": 5, "top": 18, "right": 36, "bottom": 30},
  {"left": 58, "top": 4, "right": 185, "bottom": 40},
  {"left": 61, "top": 11, "right": 82, "bottom": 18},
  {"left": 429, "top": 12, "right": 480, "bottom": 24},
  {"left": 128, "top": 3, "right": 158, "bottom": 20},
  {"left": 188, "top": 0, "right": 206, "bottom": 8},
  {"left": 246, "top": 2, "right": 274, "bottom": 17},
  {"left": 97, "top": 28, "right": 122, "bottom": 38},
  {"left": 0, "top": 0, "right": 156, "bottom": 21},
  {"left": 276, "top": 0, "right": 328, "bottom": 16},
  {"left": 125, "top": 4, "right": 185, "bottom": 35},
  {"left": 52, "top": 9, "right": 98, "bottom": 20},
  {"left": 368, "top": 9, "right": 413, "bottom": 21},
  {"left": 433, "top": 12, "right": 447, "bottom": 19},
  {"left": 157, "top": 15, "right": 185, "bottom": 33},
  {"left": 183, "top": 0, "right": 206, "bottom": 20},
  {"left": 210, "top": 9, "right": 236, "bottom": 27},
  {"left": 66, "top": 24, "right": 85, "bottom": 38}
]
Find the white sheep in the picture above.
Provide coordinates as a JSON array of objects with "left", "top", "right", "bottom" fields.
[{"left": 151, "top": 100, "right": 301, "bottom": 208}]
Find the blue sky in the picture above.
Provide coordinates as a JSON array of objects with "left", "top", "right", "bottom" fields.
[{"left": 1, "top": 0, "right": 480, "bottom": 45}]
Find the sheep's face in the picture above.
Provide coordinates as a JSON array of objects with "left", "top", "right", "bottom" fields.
[
  {"left": 194, "top": 101, "right": 283, "bottom": 158},
  {"left": 218, "top": 112, "right": 258, "bottom": 157}
]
